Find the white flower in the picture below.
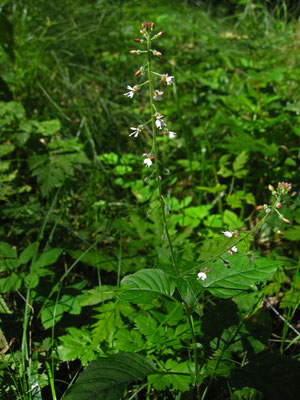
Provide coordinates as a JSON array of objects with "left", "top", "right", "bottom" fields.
[
  {"left": 228, "top": 246, "right": 238, "bottom": 256},
  {"left": 197, "top": 272, "right": 207, "bottom": 281},
  {"left": 129, "top": 126, "right": 142, "bottom": 137},
  {"left": 160, "top": 73, "right": 174, "bottom": 85},
  {"left": 166, "top": 75, "right": 174, "bottom": 85},
  {"left": 124, "top": 85, "right": 138, "bottom": 98},
  {"left": 155, "top": 114, "right": 166, "bottom": 129},
  {"left": 164, "top": 130, "right": 176, "bottom": 139},
  {"left": 153, "top": 90, "right": 163, "bottom": 101},
  {"left": 144, "top": 158, "right": 152, "bottom": 167},
  {"left": 222, "top": 230, "right": 232, "bottom": 238},
  {"left": 143, "top": 153, "right": 155, "bottom": 168}
]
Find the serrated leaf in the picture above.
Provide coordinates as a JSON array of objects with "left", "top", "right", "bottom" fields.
[
  {"left": 149, "top": 360, "right": 192, "bottom": 392},
  {"left": 233, "top": 151, "right": 248, "bottom": 173},
  {"left": 64, "top": 353, "right": 157, "bottom": 400},
  {"left": 80, "top": 285, "right": 115, "bottom": 306},
  {"left": 36, "top": 120, "right": 61, "bottom": 136},
  {"left": 119, "top": 269, "right": 175, "bottom": 304},
  {"left": 31, "top": 248, "right": 62, "bottom": 269},
  {"left": 204, "top": 255, "right": 281, "bottom": 298},
  {"left": 68, "top": 250, "right": 116, "bottom": 272},
  {"left": 58, "top": 327, "right": 99, "bottom": 366},
  {"left": 19, "top": 242, "right": 39, "bottom": 264},
  {"left": 175, "top": 277, "right": 203, "bottom": 316},
  {"left": 223, "top": 210, "right": 243, "bottom": 229}
]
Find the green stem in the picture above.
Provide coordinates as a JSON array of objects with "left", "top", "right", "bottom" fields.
[
  {"left": 185, "top": 308, "right": 200, "bottom": 398},
  {"left": 146, "top": 32, "right": 180, "bottom": 278}
]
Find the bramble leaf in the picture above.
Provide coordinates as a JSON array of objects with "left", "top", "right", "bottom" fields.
[
  {"left": 64, "top": 353, "right": 157, "bottom": 400},
  {"left": 119, "top": 269, "right": 176, "bottom": 304}
]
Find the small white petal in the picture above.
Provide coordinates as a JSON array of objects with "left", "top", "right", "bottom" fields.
[
  {"left": 168, "top": 131, "right": 176, "bottom": 139},
  {"left": 197, "top": 272, "right": 207, "bottom": 281},
  {"left": 222, "top": 231, "right": 232, "bottom": 238},
  {"left": 144, "top": 158, "right": 152, "bottom": 167},
  {"left": 231, "top": 246, "right": 238, "bottom": 253}
]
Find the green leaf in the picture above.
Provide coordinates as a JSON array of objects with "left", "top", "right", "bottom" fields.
[
  {"left": 36, "top": 120, "right": 61, "bottom": 136},
  {"left": 0, "top": 143, "right": 15, "bottom": 157},
  {"left": 68, "top": 250, "right": 116, "bottom": 272},
  {"left": 64, "top": 353, "right": 157, "bottom": 400},
  {"left": 58, "top": 327, "right": 99, "bottom": 366},
  {"left": 119, "top": 269, "right": 176, "bottom": 304},
  {"left": 184, "top": 205, "right": 213, "bottom": 219},
  {"left": 19, "top": 242, "right": 39, "bottom": 264},
  {"left": 0, "top": 273, "right": 23, "bottom": 293},
  {"left": 149, "top": 360, "right": 192, "bottom": 392},
  {"left": 204, "top": 255, "right": 281, "bottom": 298},
  {"left": 223, "top": 210, "right": 243, "bottom": 229},
  {"left": 98, "top": 152, "right": 118, "bottom": 165},
  {"left": 80, "top": 285, "right": 115, "bottom": 306},
  {"left": 175, "top": 277, "right": 203, "bottom": 316},
  {"left": 31, "top": 248, "right": 62, "bottom": 269},
  {"left": 233, "top": 151, "right": 248, "bottom": 176}
]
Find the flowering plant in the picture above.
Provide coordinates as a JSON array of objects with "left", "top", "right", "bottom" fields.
[{"left": 67, "top": 22, "right": 296, "bottom": 400}]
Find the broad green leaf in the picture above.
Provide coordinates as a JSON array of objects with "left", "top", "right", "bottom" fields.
[
  {"left": 63, "top": 353, "right": 157, "bottom": 400},
  {"left": 203, "top": 254, "right": 281, "bottom": 298},
  {"left": 41, "top": 291, "right": 83, "bottom": 329},
  {"left": 233, "top": 151, "right": 248, "bottom": 174},
  {"left": 36, "top": 120, "right": 61, "bottom": 136},
  {"left": 119, "top": 269, "right": 175, "bottom": 304},
  {"left": 31, "top": 248, "right": 62, "bottom": 269},
  {"left": 0, "top": 242, "right": 19, "bottom": 269},
  {"left": 19, "top": 242, "right": 39, "bottom": 264},
  {"left": 80, "top": 285, "right": 115, "bottom": 306},
  {"left": 175, "top": 277, "right": 202, "bottom": 316},
  {"left": 223, "top": 210, "right": 243, "bottom": 229},
  {"left": 0, "top": 273, "right": 22, "bottom": 293},
  {"left": 184, "top": 205, "right": 213, "bottom": 219},
  {"left": 68, "top": 250, "right": 116, "bottom": 272},
  {"left": 0, "top": 143, "right": 15, "bottom": 157}
]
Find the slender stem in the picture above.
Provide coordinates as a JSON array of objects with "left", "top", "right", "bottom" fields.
[
  {"left": 185, "top": 307, "right": 200, "bottom": 398},
  {"left": 146, "top": 33, "right": 180, "bottom": 278}
]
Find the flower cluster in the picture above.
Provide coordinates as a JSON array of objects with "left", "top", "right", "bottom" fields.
[
  {"left": 256, "top": 182, "right": 294, "bottom": 228},
  {"left": 123, "top": 22, "right": 177, "bottom": 168},
  {"left": 222, "top": 230, "right": 239, "bottom": 256}
]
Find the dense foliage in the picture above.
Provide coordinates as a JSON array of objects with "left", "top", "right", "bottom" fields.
[{"left": 0, "top": 1, "right": 299, "bottom": 399}]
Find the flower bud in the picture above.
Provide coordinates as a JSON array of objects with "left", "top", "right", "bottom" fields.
[
  {"left": 157, "top": 31, "right": 164, "bottom": 36},
  {"left": 130, "top": 50, "right": 137, "bottom": 54},
  {"left": 268, "top": 184, "right": 275, "bottom": 192},
  {"left": 256, "top": 205, "right": 264, "bottom": 210},
  {"left": 135, "top": 69, "right": 142, "bottom": 76},
  {"left": 283, "top": 218, "right": 291, "bottom": 225},
  {"left": 134, "top": 38, "right": 141, "bottom": 42},
  {"left": 274, "top": 228, "right": 284, "bottom": 235},
  {"left": 276, "top": 203, "right": 282, "bottom": 209},
  {"left": 142, "top": 22, "right": 155, "bottom": 31},
  {"left": 153, "top": 50, "right": 162, "bottom": 56}
]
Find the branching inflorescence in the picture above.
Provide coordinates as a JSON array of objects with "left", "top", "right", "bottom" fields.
[
  {"left": 124, "top": 22, "right": 176, "bottom": 169},
  {"left": 124, "top": 22, "right": 180, "bottom": 278}
]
